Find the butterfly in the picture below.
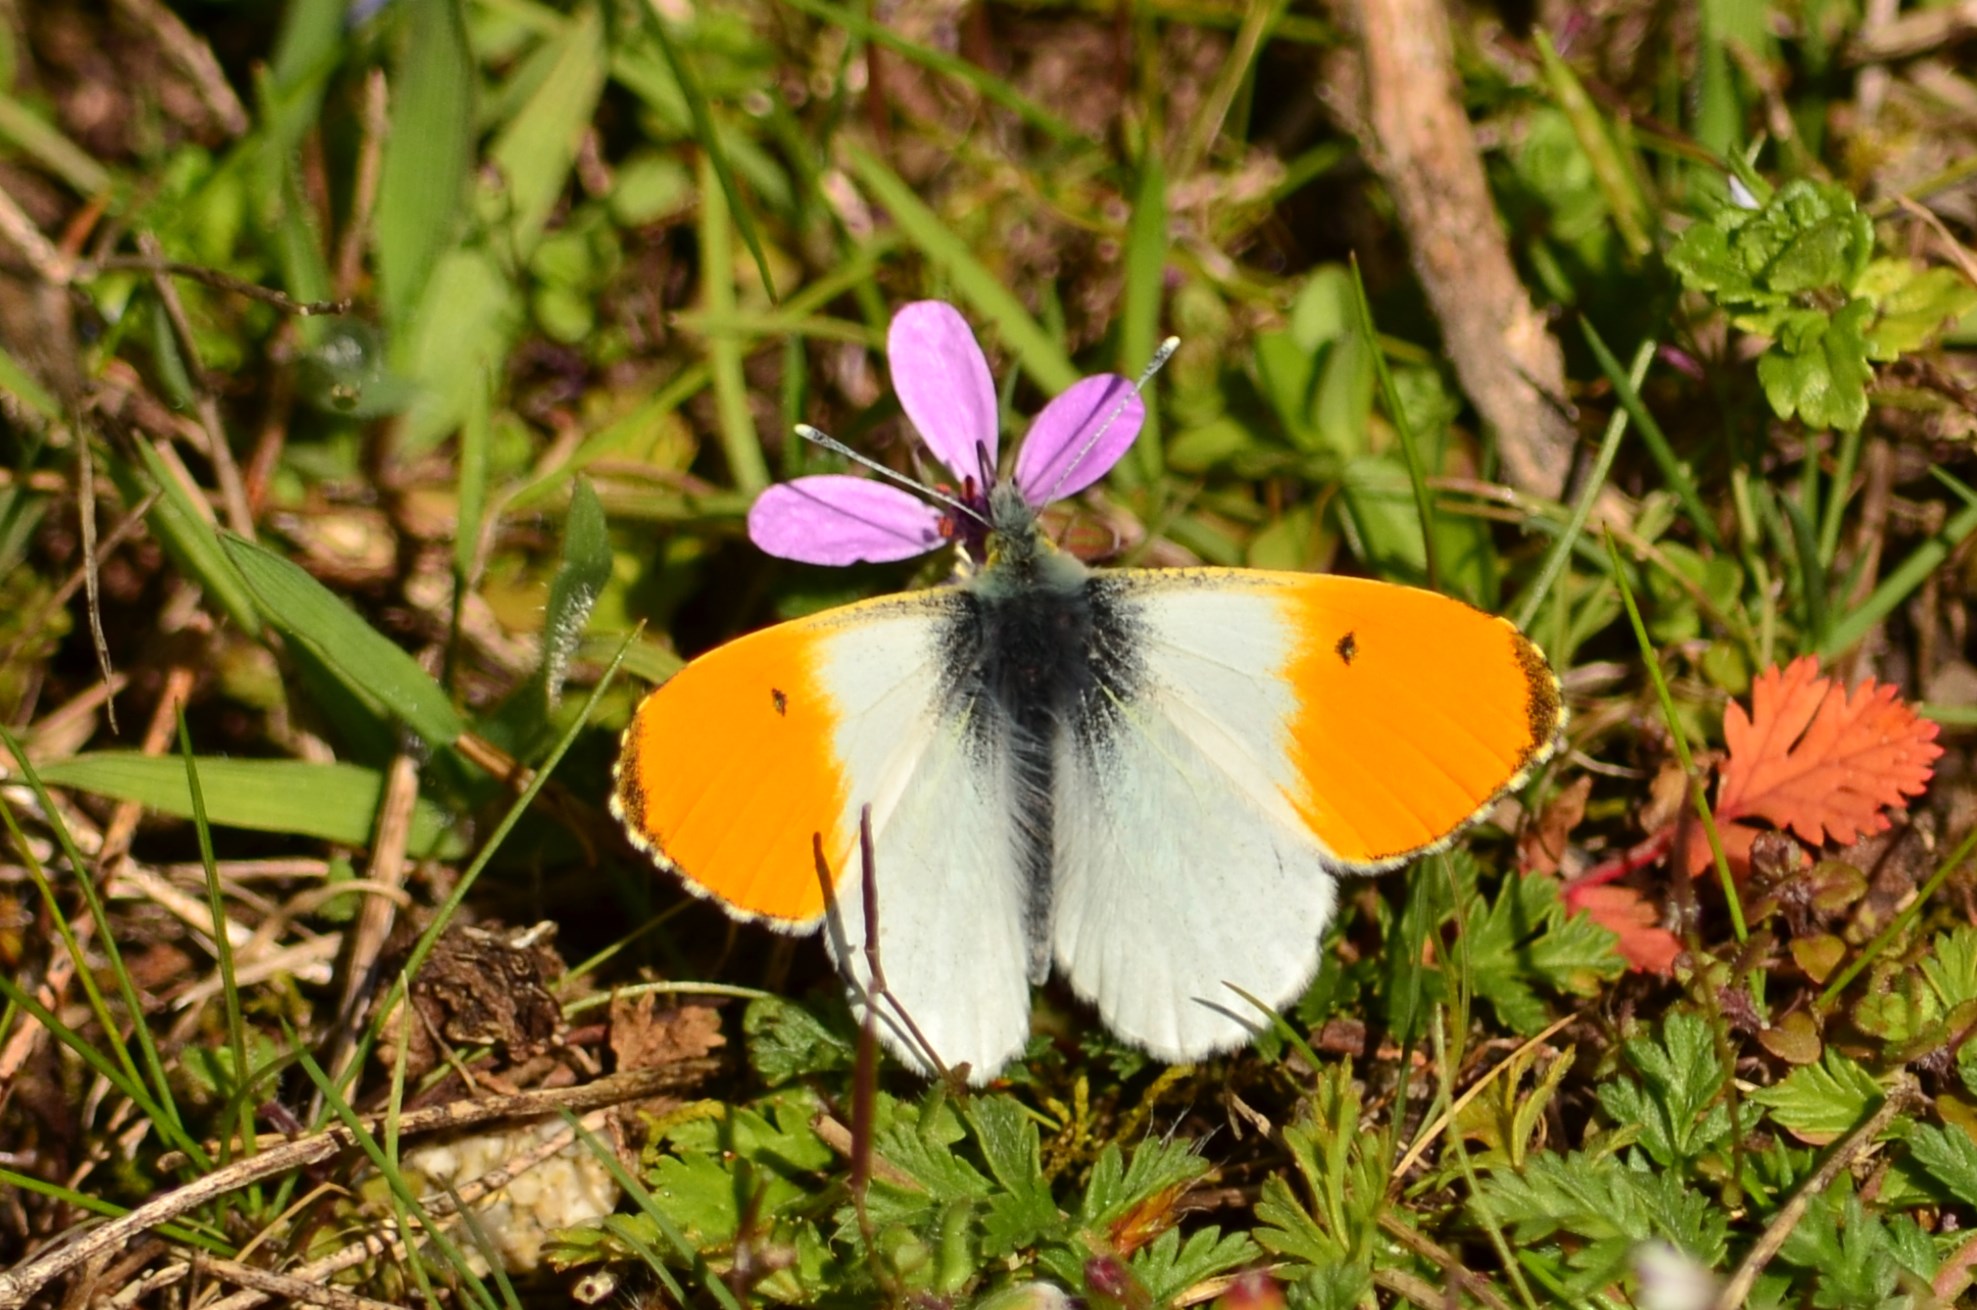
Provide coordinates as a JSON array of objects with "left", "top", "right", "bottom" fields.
[{"left": 614, "top": 302, "right": 1563, "bottom": 1082}]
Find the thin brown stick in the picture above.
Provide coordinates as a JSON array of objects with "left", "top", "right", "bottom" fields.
[
  {"left": 72, "top": 440, "right": 117, "bottom": 735},
  {"left": 1378, "top": 1213, "right": 1515, "bottom": 1310},
  {"left": 1712, "top": 1077, "right": 1917, "bottom": 1310},
  {"left": 0, "top": 489, "right": 157, "bottom": 674},
  {"left": 84, "top": 255, "right": 351, "bottom": 316},
  {"left": 328, "top": 750, "right": 421, "bottom": 1085},
  {"left": 110, "top": 0, "right": 250, "bottom": 136},
  {"left": 180, "top": 1256, "right": 405, "bottom": 1310},
  {"left": 336, "top": 70, "right": 390, "bottom": 299},
  {"left": 0, "top": 1067, "right": 714, "bottom": 1310},
  {"left": 1352, "top": 0, "right": 1579, "bottom": 501}
]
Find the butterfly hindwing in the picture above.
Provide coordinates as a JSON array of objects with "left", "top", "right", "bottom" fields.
[{"left": 614, "top": 592, "right": 1034, "bottom": 1080}]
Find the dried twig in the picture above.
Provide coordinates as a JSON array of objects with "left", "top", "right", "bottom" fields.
[
  {"left": 1712, "top": 1077, "right": 1917, "bottom": 1309},
  {"left": 1352, "top": 0, "right": 1579, "bottom": 501},
  {"left": 0, "top": 1067, "right": 716, "bottom": 1310}
]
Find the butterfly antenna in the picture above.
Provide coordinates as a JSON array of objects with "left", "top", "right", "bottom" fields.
[
  {"left": 795, "top": 423, "right": 989, "bottom": 527},
  {"left": 1042, "top": 335, "right": 1181, "bottom": 505}
]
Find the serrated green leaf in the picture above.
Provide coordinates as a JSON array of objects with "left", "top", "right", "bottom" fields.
[
  {"left": 1078, "top": 1137, "right": 1209, "bottom": 1230},
  {"left": 1774, "top": 1189, "right": 1923, "bottom": 1309},
  {"left": 222, "top": 534, "right": 468, "bottom": 747},
  {"left": 1478, "top": 1150, "right": 1728, "bottom": 1290},
  {"left": 1463, "top": 870, "right": 1624, "bottom": 1035},
  {"left": 1595, "top": 1012, "right": 1731, "bottom": 1167},
  {"left": 965, "top": 1097, "right": 1056, "bottom": 1257},
  {"left": 1905, "top": 1123, "right": 1977, "bottom": 1207},
  {"left": 1667, "top": 219, "right": 1759, "bottom": 301},
  {"left": 870, "top": 1095, "right": 992, "bottom": 1204},
  {"left": 1129, "top": 1225, "right": 1258, "bottom": 1305},
  {"left": 1748, "top": 1049, "right": 1885, "bottom": 1145},
  {"left": 742, "top": 995, "right": 853, "bottom": 1086},
  {"left": 35, "top": 754, "right": 464, "bottom": 857}
]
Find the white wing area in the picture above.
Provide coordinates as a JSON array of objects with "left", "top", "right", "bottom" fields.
[
  {"left": 1051, "top": 579, "right": 1339, "bottom": 1061},
  {"left": 810, "top": 607, "right": 1034, "bottom": 1084}
]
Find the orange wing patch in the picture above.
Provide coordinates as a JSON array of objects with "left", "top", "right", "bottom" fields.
[
  {"left": 613, "top": 619, "right": 851, "bottom": 925},
  {"left": 1279, "top": 578, "right": 1561, "bottom": 868}
]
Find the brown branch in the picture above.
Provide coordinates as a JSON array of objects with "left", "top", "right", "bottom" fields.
[
  {"left": 1352, "top": 0, "right": 1579, "bottom": 502},
  {"left": 0, "top": 1066, "right": 716, "bottom": 1310}
]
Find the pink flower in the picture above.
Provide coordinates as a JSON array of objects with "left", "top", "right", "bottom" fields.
[{"left": 746, "top": 301, "right": 1145, "bottom": 565}]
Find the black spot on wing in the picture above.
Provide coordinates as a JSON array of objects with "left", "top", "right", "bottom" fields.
[{"left": 1335, "top": 631, "right": 1357, "bottom": 665}]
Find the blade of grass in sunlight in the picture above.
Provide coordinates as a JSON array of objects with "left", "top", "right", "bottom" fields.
[
  {"left": 0, "top": 90, "right": 113, "bottom": 196},
  {"left": 110, "top": 442, "right": 262, "bottom": 634},
  {"left": 1818, "top": 466, "right": 1977, "bottom": 659},
  {"left": 1514, "top": 337, "right": 1653, "bottom": 630},
  {"left": 1603, "top": 533, "right": 1747, "bottom": 944},
  {"left": 1117, "top": 146, "right": 1168, "bottom": 488},
  {"left": 639, "top": 0, "right": 777, "bottom": 303},
  {"left": 374, "top": 0, "right": 473, "bottom": 329},
  {"left": 36, "top": 754, "right": 466, "bottom": 857},
  {"left": 294, "top": 1041, "right": 502, "bottom": 1310},
  {"left": 222, "top": 533, "right": 468, "bottom": 747},
  {"left": 179, "top": 713, "right": 254, "bottom": 1174},
  {"left": 0, "top": 345, "right": 60, "bottom": 419},
  {"left": 845, "top": 146, "right": 1079, "bottom": 393},
  {"left": 566, "top": 1115, "right": 728, "bottom": 1308},
  {"left": 1348, "top": 256, "right": 1437, "bottom": 593},
  {"left": 486, "top": 3, "right": 607, "bottom": 258},
  {"left": 699, "top": 153, "right": 771, "bottom": 495},
  {"left": 0, "top": 729, "right": 209, "bottom": 1168},
  {"left": 339, "top": 629, "right": 640, "bottom": 1098},
  {"left": 1535, "top": 31, "right": 1653, "bottom": 261},
  {"left": 1579, "top": 317, "right": 1722, "bottom": 551}
]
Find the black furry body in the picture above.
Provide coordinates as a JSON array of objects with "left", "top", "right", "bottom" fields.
[{"left": 933, "top": 551, "right": 1141, "bottom": 984}]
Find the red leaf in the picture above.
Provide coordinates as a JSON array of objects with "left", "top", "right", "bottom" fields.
[
  {"left": 1685, "top": 657, "right": 1941, "bottom": 875},
  {"left": 1566, "top": 883, "right": 1683, "bottom": 974}
]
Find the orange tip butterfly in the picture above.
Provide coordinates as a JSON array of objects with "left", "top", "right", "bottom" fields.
[{"left": 613, "top": 302, "right": 1563, "bottom": 1082}]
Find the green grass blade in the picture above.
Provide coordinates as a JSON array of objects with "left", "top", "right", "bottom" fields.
[
  {"left": 178, "top": 712, "right": 253, "bottom": 1166},
  {"left": 1348, "top": 257, "right": 1437, "bottom": 592},
  {"left": 1602, "top": 533, "right": 1746, "bottom": 942},
  {"left": 1579, "top": 317, "right": 1722, "bottom": 551},
  {"left": 486, "top": 3, "right": 608, "bottom": 258},
  {"left": 0, "top": 91, "right": 114, "bottom": 196},
  {"left": 222, "top": 534, "right": 468, "bottom": 747},
  {"left": 341, "top": 629, "right": 639, "bottom": 1096},
  {"left": 846, "top": 146, "right": 1079, "bottom": 394},
  {"left": 1117, "top": 147, "right": 1168, "bottom": 488},
  {"left": 1817, "top": 470, "right": 1977, "bottom": 659},
  {"left": 1515, "top": 338, "right": 1653, "bottom": 629},
  {"left": 375, "top": 0, "right": 475, "bottom": 329},
  {"left": 698, "top": 153, "right": 770, "bottom": 495},
  {"left": 36, "top": 754, "right": 466, "bottom": 857},
  {"left": 0, "top": 741, "right": 209, "bottom": 1167},
  {"left": 0, "top": 344, "right": 61, "bottom": 420},
  {"left": 639, "top": 3, "right": 777, "bottom": 303},
  {"left": 110, "top": 442, "right": 262, "bottom": 634}
]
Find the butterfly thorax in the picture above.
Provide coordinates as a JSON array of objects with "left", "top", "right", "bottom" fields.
[{"left": 943, "top": 482, "right": 1129, "bottom": 982}]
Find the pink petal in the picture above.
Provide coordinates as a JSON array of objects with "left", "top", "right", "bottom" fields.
[
  {"left": 888, "top": 301, "right": 998, "bottom": 480},
  {"left": 1012, "top": 375, "right": 1144, "bottom": 504},
  {"left": 747, "top": 477, "right": 946, "bottom": 565}
]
